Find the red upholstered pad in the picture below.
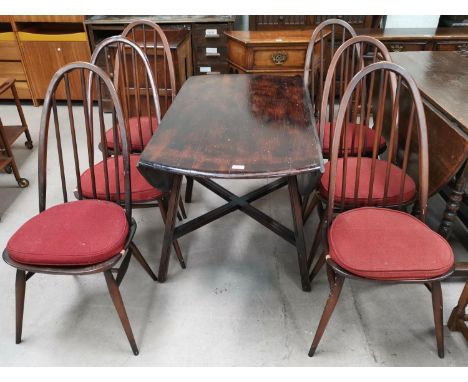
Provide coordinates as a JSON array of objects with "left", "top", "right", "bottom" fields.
[
  {"left": 7, "top": 200, "right": 129, "bottom": 266},
  {"left": 321, "top": 122, "right": 386, "bottom": 155},
  {"left": 328, "top": 207, "right": 454, "bottom": 280},
  {"left": 81, "top": 154, "right": 163, "bottom": 202},
  {"left": 105, "top": 116, "right": 158, "bottom": 152},
  {"left": 320, "top": 157, "right": 416, "bottom": 206}
]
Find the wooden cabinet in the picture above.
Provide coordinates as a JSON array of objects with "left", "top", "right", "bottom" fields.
[
  {"left": 225, "top": 30, "right": 323, "bottom": 76},
  {"left": 85, "top": 16, "right": 235, "bottom": 77},
  {"left": 0, "top": 16, "right": 91, "bottom": 105}
]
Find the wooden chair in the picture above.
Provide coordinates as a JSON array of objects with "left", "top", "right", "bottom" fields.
[
  {"left": 305, "top": 36, "right": 395, "bottom": 274},
  {"left": 308, "top": 62, "right": 454, "bottom": 359},
  {"left": 0, "top": 78, "right": 33, "bottom": 188},
  {"left": 88, "top": 35, "right": 186, "bottom": 271},
  {"left": 121, "top": 20, "right": 196, "bottom": 206},
  {"left": 303, "top": 18, "right": 357, "bottom": 119},
  {"left": 2, "top": 62, "right": 153, "bottom": 355}
]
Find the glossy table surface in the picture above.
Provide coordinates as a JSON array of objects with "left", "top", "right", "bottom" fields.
[
  {"left": 390, "top": 51, "right": 468, "bottom": 133},
  {"left": 139, "top": 74, "right": 324, "bottom": 180}
]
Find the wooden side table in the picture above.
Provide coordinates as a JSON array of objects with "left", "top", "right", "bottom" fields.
[{"left": 0, "top": 78, "right": 32, "bottom": 188}]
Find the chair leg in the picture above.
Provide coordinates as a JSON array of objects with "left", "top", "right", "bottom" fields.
[
  {"left": 303, "top": 192, "right": 319, "bottom": 223},
  {"left": 185, "top": 176, "right": 194, "bottom": 203},
  {"left": 116, "top": 251, "right": 132, "bottom": 286},
  {"left": 307, "top": 213, "right": 325, "bottom": 271},
  {"left": 158, "top": 198, "right": 186, "bottom": 269},
  {"left": 129, "top": 241, "right": 157, "bottom": 281},
  {"left": 431, "top": 281, "right": 445, "bottom": 358},
  {"left": 178, "top": 198, "right": 187, "bottom": 219},
  {"left": 309, "top": 270, "right": 345, "bottom": 357},
  {"left": 15, "top": 270, "right": 26, "bottom": 344},
  {"left": 104, "top": 270, "right": 139, "bottom": 356},
  {"left": 309, "top": 251, "right": 326, "bottom": 282}
]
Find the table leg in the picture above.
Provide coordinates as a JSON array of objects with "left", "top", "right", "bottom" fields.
[
  {"left": 438, "top": 160, "right": 468, "bottom": 239},
  {"left": 288, "top": 176, "right": 312, "bottom": 292},
  {"left": 158, "top": 174, "right": 183, "bottom": 282}
]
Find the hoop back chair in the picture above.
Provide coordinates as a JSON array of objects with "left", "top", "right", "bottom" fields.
[
  {"left": 89, "top": 36, "right": 186, "bottom": 269},
  {"left": 303, "top": 19, "right": 357, "bottom": 119},
  {"left": 308, "top": 62, "right": 454, "bottom": 359},
  {"left": 2, "top": 62, "right": 152, "bottom": 355},
  {"left": 306, "top": 36, "right": 396, "bottom": 276}
]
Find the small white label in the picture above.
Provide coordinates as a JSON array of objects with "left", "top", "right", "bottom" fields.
[
  {"left": 200, "top": 66, "right": 212, "bottom": 73},
  {"left": 206, "top": 47, "right": 218, "bottom": 54},
  {"left": 205, "top": 28, "right": 218, "bottom": 36},
  {"left": 232, "top": 164, "right": 245, "bottom": 170}
]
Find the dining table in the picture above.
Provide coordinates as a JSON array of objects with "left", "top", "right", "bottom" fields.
[{"left": 137, "top": 74, "right": 324, "bottom": 292}]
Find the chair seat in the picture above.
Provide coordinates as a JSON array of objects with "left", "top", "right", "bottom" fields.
[
  {"left": 80, "top": 154, "right": 163, "bottom": 202},
  {"left": 321, "top": 122, "right": 386, "bottom": 156},
  {"left": 328, "top": 207, "right": 454, "bottom": 280},
  {"left": 6, "top": 200, "right": 129, "bottom": 266},
  {"left": 105, "top": 116, "right": 158, "bottom": 152},
  {"left": 320, "top": 157, "right": 416, "bottom": 206}
]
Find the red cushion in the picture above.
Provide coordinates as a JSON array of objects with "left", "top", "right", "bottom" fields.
[
  {"left": 320, "top": 157, "right": 416, "bottom": 206},
  {"left": 80, "top": 154, "right": 163, "bottom": 202},
  {"left": 106, "top": 116, "right": 158, "bottom": 152},
  {"left": 328, "top": 207, "right": 454, "bottom": 280},
  {"left": 321, "top": 122, "right": 386, "bottom": 156},
  {"left": 6, "top": 200, "right": 129, "bottom": 266}
]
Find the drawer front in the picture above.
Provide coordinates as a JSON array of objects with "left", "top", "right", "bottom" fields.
[
  {"left": 195, "top": 45, "right": 228, "bottom": 64},
  {"left": 195, "top": 62, "right": 228, "bottom": 75},
  {"left": 0, "top": 62, "right": 27, "bottom": 81},
  {"left": 0, "top": 80, "right": 31, "bottom": 99},
  {"left": 253, "top": 47, "right": 306, "bottom": 69},
  {"left": 433, "top": 40, "right": 468, "bottom": 52},
  {"left": 192, "top": 23, "right": 231, "bottom": 43},
  {"left": 0, "top": 41, "right": 21, "bottom": 60},
  {"left": 384, "top": 41, "right": 429, "bottom": 52}
]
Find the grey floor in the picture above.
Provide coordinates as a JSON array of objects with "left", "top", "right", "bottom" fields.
[{"left": 0, "top": 102, "right": 467, "bottom": 366}]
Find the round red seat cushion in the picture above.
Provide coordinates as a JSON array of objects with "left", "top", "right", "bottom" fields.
[
  {"left": 80, "top": 154, "right": 163, "bottom": 202},
  {"left": 6, "top": 200, "right": 129, "bottom": 266},
  {"left": 320, "top": 157, "right": 416, "bottom": 206},
  {"left": 328, "top": 207, "right": 454, "bottom": 280},
  {"left": 321, "top": 122, "right": 386, "bottom": 156},
  {"left": 105, "top": 116, "right": 158, "bottom": 152}
]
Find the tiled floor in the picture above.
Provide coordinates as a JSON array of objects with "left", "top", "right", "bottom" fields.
[{"left": 0, "top": 102, "right": 467, "bottom": 366}]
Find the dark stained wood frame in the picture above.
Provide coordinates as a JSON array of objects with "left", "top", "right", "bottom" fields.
[
  {"left": 2, "top": 62, "right": 151, "bottom": 355},
  {"left": 308, "top": 62, "right": 454, "bottom": 359},
  {"left": 89, "top": 35, "right": 186, "bottom": 269},
  {"left": 447, "top": 279, "right": 468, "bottom": 341}
]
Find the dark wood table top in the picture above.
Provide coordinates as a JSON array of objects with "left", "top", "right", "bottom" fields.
[
  {"left": 138, "top": 74, "right": 323, "bottom": 179},
  {"left": 390, "top": 51, "right": 468, "bottom": 134}
]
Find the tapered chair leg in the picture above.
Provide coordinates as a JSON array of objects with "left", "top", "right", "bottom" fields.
[
  {"left": 308, "top": 214, "right": 325, "bottom": 272},
  {"left": 309, "top": 251, "right": 326, "bottom": 282},
  {"left": 178, "top": 198, "right": 187, "bottom": 219},
  {"left": 431, "top": 281, "right": 445, "bottom": 358},
  {"left": 158, "top": 199, "right": 186, "bottom": 269},
  {"left": 104, "top": 270, "right": 139, "bottom": 356},
  {"left": 116, "top": 251, "right": 132, "bottom": 286},
  {"left": 15, "top": 269, "right": 26, "bottom": 344},
  {"left": 129, "top": 242, "right": 157, "bottom": 281},
  {"left": 309, "top": 271, "right": 345, "bottom": 357}
]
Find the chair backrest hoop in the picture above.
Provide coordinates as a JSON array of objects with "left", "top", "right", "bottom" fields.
[
  {"left": 326, "top": 61, "right": 429, "bottom": 223},
  {"left": 89, "top": 35, "right": 161, "bottom": 124},
  {"left": 318, "top": 35, "right": 395, "bottom": 149},
  {"left": 121, "top": 19, "right": 177, "bottom": 103},
  {"left": 38, "top": 61, "right": 132, "bottom": 221}
]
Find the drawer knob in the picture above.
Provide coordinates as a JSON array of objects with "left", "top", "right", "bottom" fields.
[{"left": 272, "top": 51, "right": 288, "bottom": 65}]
